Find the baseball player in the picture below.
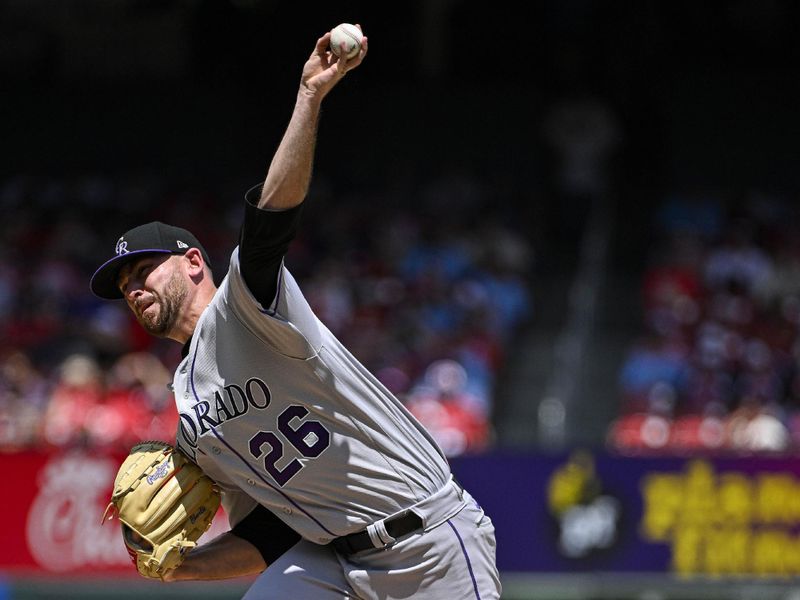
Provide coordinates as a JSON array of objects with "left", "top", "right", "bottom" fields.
[{"left": 90, "top": 27, "right": 500, "bottom": 599}]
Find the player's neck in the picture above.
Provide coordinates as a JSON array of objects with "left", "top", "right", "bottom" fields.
[{"left": 167, "top": 283, "right": 217, "bottom": 345}]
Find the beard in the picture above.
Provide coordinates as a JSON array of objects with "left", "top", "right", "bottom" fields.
[{"left": 136, "top": 272, "right": 188, "bottom": 337}]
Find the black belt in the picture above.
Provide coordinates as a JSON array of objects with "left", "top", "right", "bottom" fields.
[{"left": 332, "top": 511, "right": 423, "bottom": 555}]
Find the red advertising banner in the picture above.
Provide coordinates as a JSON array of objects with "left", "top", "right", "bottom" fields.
[{"left": 0, "top": 449, "right": 229, "bottom": 576}]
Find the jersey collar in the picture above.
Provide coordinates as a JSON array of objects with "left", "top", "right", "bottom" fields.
[{"left": 181, "top": 335, "right": 193, "bottom": 359}]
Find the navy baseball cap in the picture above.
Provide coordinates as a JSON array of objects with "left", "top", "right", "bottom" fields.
[{"left": 90, "top": 221, "right": 211, "bottom": 300}]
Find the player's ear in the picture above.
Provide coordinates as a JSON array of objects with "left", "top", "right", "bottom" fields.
[{"left": 183, "top": 248, "right": 205, "bottom": 277}]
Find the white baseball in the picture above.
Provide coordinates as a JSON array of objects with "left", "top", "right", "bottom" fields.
[{"left": 330, "top": 23, "right": 363, "bottom": 60}]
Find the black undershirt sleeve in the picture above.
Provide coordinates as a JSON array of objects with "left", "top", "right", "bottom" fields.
[
  {"left": 230, "top": 504, "right": 302, "bottom": 565},
  {"left": 239, "top": 183, "right": 304, "bottom": 307}
]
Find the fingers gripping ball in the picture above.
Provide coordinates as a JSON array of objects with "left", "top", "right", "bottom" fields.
[
  {"left": 330, "top": 23, "right": 363, "bottom": 59},
  {"left": 103, "top": 441, "right": 221, "bottom": 579}
]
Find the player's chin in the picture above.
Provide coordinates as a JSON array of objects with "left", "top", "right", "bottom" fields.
[{"left": 138, "top": 312, "right": 169, "bottom": 337}]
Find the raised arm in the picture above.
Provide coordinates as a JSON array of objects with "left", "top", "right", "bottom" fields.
[{"left": 258, "top": 27, "right": 368, "bottom": 210}]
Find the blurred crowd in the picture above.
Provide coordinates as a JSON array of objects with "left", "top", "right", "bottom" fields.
[
  {"left": 609, "top": 190, "right": 800, "bottom": 454},
  {"left": 0, "top": 172, "right": 533, "bottom": 457}
]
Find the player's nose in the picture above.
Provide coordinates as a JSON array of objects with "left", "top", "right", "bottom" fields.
[{"left": 125, "top": 285, "right": 144, "bottom": 305}]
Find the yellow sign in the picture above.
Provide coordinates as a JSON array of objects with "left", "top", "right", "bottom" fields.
[{"left": 641, "top": 459, "right": 800, "bottom": 577}]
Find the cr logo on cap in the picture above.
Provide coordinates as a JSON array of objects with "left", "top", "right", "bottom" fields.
[{"left": 116, "top": 237, "right": 129, "bottom": 255}]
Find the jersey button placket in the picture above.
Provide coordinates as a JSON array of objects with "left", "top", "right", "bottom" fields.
[{"left": 178, "top": 366, "right": 188, "bottom": 398}]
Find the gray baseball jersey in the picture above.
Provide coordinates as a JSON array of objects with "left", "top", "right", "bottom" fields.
[{"left": 173, "top": 248, "right": 453, "bottom": 543}]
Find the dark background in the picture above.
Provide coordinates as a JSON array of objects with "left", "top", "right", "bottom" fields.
[
  {"left": 5, "top": 2, "right": 798, "bottom": 181},
  {"left": 4, "top": 1, "right": 800, "bottom": 263}
]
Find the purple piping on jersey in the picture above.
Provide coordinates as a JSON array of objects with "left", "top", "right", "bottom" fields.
[
  {"left": 188, "top": 342, "right": 336, "bottom": 537},
  {"left": 258, "top": 265, "right": 284, "bottom": 316},
  {"left": 447, "top": 519, "right": 481, "bottom": 599},
  {"left": 273, "top": 267, "right": 285, "bottom": 313}
]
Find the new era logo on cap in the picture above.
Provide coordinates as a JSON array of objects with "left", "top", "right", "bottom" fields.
[{"left": 90, "top": 221, "right": 211, "bottom": 300}]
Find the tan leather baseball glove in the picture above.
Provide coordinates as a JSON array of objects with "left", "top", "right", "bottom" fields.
[{"left": 103, "top": 441, "right": 221, "bottom": 579}]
